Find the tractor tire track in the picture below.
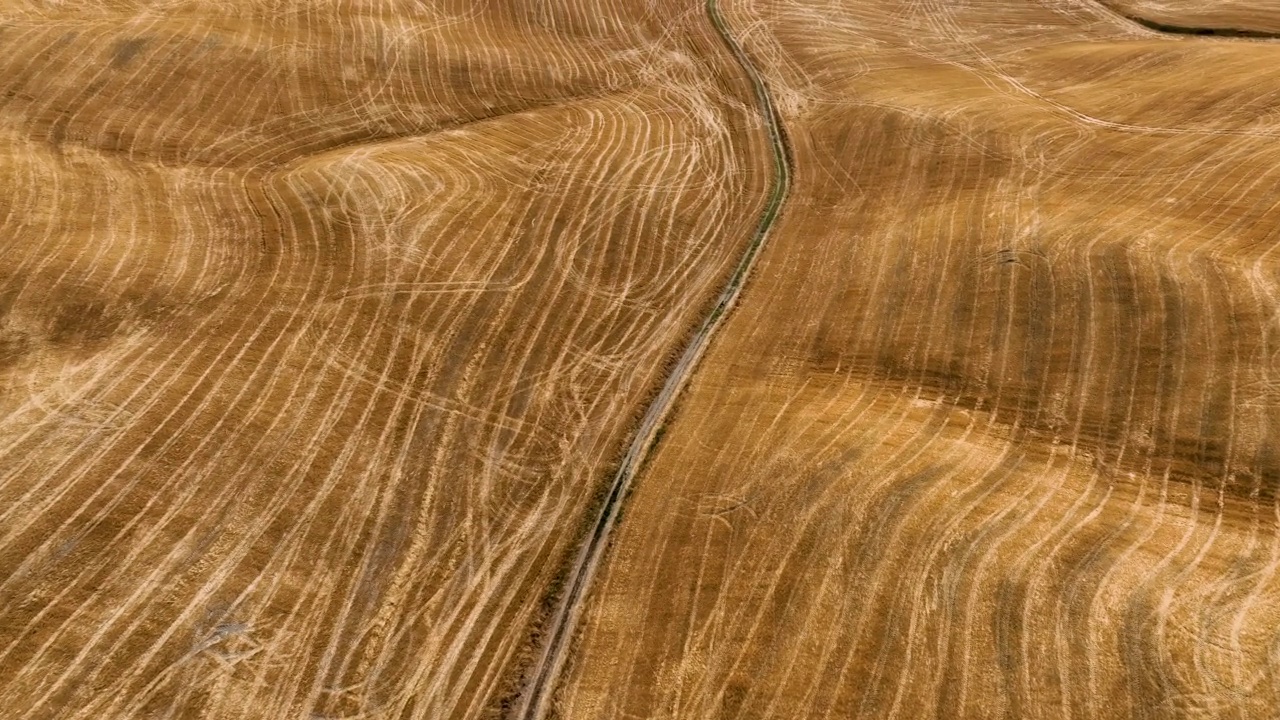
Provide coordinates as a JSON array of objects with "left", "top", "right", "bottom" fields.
[{"left": 512, "top": 1, "right": 793, "bottom": 717}]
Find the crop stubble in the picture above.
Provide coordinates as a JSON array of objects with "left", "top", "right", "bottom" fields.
[
  {"left": 0, "top": 1, "right": 772, "bottom": 718},
  {"left": 554, "top": 0, "right": 1280, "bottom": 718}
]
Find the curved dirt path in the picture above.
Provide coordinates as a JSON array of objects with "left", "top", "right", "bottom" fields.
[{"left": 513, "top": 1, "right": 792, "bottom": 717}]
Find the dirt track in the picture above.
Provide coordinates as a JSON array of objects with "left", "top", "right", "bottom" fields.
[
  {"left": 6, "top": 0, "right": 1280, "bottom": 718},
  {"left": 0, "top": 2, "right": 772, "bottom": 717},
  {"left": 512, "top": 0, "right": 791, "bottom": 716}
]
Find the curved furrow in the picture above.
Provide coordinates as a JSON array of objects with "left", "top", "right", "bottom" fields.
[
  {"left": 0, "top": 2, "right": 773, "bottom": 718},
  {"left": 511, "top": 1, "right": 793, "bottom": 717}
]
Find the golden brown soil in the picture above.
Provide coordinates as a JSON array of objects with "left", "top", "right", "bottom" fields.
[
  {"left": 0, "top": 1, "right": 773, "bottom": 717},
  {"left": 555, "top": 1, "right": 1280, "bottom": 718}
]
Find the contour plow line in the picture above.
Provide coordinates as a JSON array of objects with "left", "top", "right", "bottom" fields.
[{"left": 513, "top": 0, "right": 793, "bottom": 717}]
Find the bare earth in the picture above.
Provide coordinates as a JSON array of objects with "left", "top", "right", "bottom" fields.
[{"left": 3, "top": 0, "right": 1280, "bottom": 719}]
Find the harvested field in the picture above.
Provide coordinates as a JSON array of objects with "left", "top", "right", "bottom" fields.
[
  {"left": 0, "top": 1, "right": 773, "bottom": 718},
  {"left": 552, "top": 0, "right": 1280, "bottom": 719},
  {"left": 6, "top": 0, "right": 1280, "bottom": 718}
]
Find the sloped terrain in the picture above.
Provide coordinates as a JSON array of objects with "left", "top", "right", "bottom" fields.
[
  {"left": 7, "top": 0, "right": 1280, "bottom": 718},
  {"left": 0, "top": 1, "right": 772, "bottom": 718},
  {"left": 554, "top": 0, "right": 1280, "bottom": 718}
]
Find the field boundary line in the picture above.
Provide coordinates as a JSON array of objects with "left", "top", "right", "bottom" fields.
[{"left": 513, "top": 0, "right": 793, "bottom": 716}]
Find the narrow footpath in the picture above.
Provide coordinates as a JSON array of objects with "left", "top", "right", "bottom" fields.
[{"left": 514, "top": 1, "right": 793, "bottom": 717}]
